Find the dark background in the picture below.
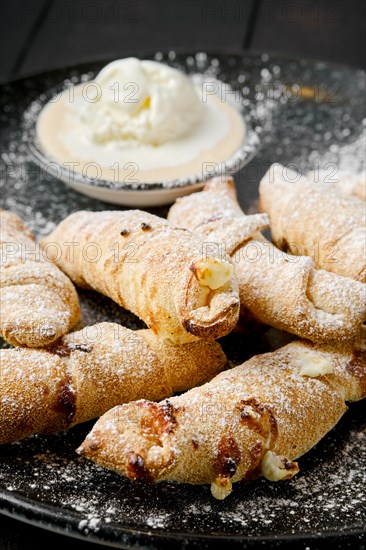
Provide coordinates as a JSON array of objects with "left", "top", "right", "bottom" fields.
[
  {"left": 0, "top": 0, "right": 365, "bottom": 548},
  {"left": 0, "top": 0, "right": 365, "bottom": 84}
]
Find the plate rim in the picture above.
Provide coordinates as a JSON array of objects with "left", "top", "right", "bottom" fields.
[
  {"left": 16, "top": 48, "right": 364, "bottom": 194},
  {"left": 1, "top": 46, "right": 365, "bottom": 86},
  {"left": 1, "top": 50, "right": 365, "bottom": 548},
  {"left": 1, "top": 490, "right": 366, "bottom": 548}
]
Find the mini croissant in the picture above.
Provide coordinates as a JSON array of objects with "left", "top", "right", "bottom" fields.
[
  {"left": 41, "top": 210, "right": 239, "bottom": 344},
  {"left": 0, "top": 209, "right": 80, "bottom": 347},
  {"left": 79, "top": 341, "right": 366, "bottom": 499},
  {"left": 168, "top": 177, "right": 366, "bottom": 343},
  {"left": 259, "top": 164, "right": 366, "bottom": 283},
  {"left": 0, "top": 322, "right": 226, "bottom": 445}
]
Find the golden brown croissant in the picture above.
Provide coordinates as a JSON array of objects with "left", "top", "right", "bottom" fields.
[
  {"left": 78, "top": 341, "right": 366, "bottom": 499},
  {"left": 0, "top": 322, "right": 226, "bottom": 445},
  {"left": 41, "top": 210, "right": 239, "bottom": 344},
  {"left": 168, "top": 177, "right": 366, "bottom": 343},
  {"left": 259, "top": 164, "right": 366, "bottom": 283},
  {"left": 0, "top": 209, "right": 80, "bottom": 347}
]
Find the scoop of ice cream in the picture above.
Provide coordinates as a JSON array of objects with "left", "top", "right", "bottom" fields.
[{"left": 80, "top": 58, "right": 203, "bottom": 145}]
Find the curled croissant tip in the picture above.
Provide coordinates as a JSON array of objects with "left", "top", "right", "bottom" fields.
[
  {"left": 77, "top": 436, "right": 101, "bottom": 454},
  {"left": 205, "top": 175, "right": 235, "bottom": 190},
  {"left": 76, "top": 445, "right": 85, "bottom": 455}
]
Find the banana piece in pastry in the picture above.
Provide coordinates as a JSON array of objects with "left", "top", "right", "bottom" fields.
[
  {"left": 259, "top": 163, "right": 366, "bottom": 283},
  {"left": 41, "top": 210, "right": 239, "bottom": 344},
  {"left": 0, "top": 209, "right": 80, "bottom": 347},
  {"left": 79, "top": 341, "right": 366, "bottom": 499},
  {"left": 0, "top": 322, "right": 226, "bottom": 445},
  {"left": 168, "top": 177, "right": 366, "bottom": 343}
]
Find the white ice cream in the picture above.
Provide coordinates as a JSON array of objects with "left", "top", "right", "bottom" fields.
[{"left": 80, "top": 58, "right": 203, "bottom": 145}]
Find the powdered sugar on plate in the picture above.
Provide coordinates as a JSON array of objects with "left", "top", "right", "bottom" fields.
[
  {"left": 0, "top": 52, "right": 365, "bottom": 547},
  {"left": 0, "top": 412, "right": 365, "bottom": 539}
]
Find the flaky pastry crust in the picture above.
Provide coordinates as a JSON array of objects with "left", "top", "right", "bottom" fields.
[
  {"left": 79, "top": 341, "right": 366, "bottom": 498},
  {"left": 259, "top": 164, "right": 366, "bottom": 283},
  {"left": 0, "top": 322, "right": 226, "bottom": 445},
  {"left": 168, "top": 177, "right": 365, "bottom": 343},
  {"left": 42, "top": 210, "right": 239, "bottom": 343},
  {"left": 0, "top": 209, "right": 79, "bottom": 347}
]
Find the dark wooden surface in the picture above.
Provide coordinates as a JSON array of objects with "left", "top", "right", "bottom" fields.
[
  {"left": 0, "top": 1, "right": 365, "bottom": 548},
  {"left": 250, "top": 0, "right": 366, "bottom": 66},
  {"left": 0, "top": 0, "right": 365, "bottom": 83}
]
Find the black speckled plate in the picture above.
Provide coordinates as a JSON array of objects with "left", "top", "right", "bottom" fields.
[{"left": 0, "top": 52, "right": 365, "bottom": 550}]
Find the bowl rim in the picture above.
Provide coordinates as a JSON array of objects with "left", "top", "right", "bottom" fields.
[{"left": 23, "top": 54, "right": 268, "bottom": 193}]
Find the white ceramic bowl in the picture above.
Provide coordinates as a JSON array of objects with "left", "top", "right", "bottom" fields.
[{"left": 24, "top": 59, "right": 266, "bottom": 207}]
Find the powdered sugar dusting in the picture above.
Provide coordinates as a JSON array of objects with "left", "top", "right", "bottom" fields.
[
  {"left": 0, "top": 410, "right": 365, "bottom": 539},
  {"left": 0, "top": 52, "right": 365, "bottom": 544}
]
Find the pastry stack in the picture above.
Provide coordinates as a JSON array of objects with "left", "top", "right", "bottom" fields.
[{"left": 1, "top": 166, "right": 365, "bottom": 499}]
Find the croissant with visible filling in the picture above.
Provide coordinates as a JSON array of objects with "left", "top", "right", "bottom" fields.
[
  {"left": 41, "top": 210, "right": 239, "bottom": 344},
  {"left": 168, "top": 177, "right": 366, "bottom": 343},
  {"left": 78, "top": 341, "right": 366, "bottom": 499}
]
